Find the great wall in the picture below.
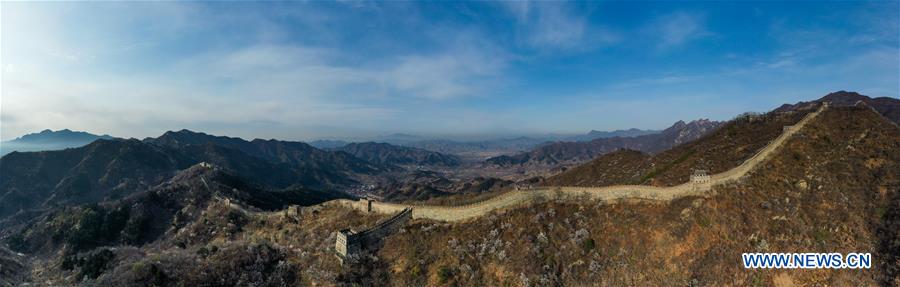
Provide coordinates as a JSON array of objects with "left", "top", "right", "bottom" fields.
[{"left": 333, "top": 103, "right": 829, "bottom": 259}]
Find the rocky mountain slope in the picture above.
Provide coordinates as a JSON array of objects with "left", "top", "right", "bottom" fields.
[
  {"left": 1, "top": 129, "right": 115, "bottom": 155},
  {"left": 486, "top": 119, "right": 722, "bottom": 167},
  {"left": 336, "top": 142, "right": 461, "bottom": 167},
  {"left": 0, "top": 246, "right": 26, "bottom": 287}
]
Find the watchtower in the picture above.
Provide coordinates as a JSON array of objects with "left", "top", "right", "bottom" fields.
[
  {"left": 335, "top": 229, "right": 361, "bottom": 263},
  {"left": 690, "top": 169, "right": 711, "bottom": 184},
  {"left": 361, "top": 194, "right": 384, "bottom": 212}
]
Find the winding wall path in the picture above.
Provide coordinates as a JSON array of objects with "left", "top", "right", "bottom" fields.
[{"left": 333, "top": 104, "right": 829, "bottom": 222}]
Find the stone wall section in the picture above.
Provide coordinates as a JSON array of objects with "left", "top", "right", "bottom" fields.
[{"left": 333, "top": 103, "right": 828, "bottom": 222}]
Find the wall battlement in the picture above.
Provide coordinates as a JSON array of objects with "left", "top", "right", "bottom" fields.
[{"left": 335, "top": 208, "right": 412, "bottom": 263}]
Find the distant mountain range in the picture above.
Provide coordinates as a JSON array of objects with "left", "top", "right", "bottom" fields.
[
  {"left": 336, "top": 142, "right": 461, "bottom": 167},
  {"left": 0, "top": 129, "right": 114, "bottom": 155},
  {"left": 312, "top": 134, "right": 562, "bottom": 157},
  {"left": 308, "top": 139, "right": 350, "bottom": 149},
  {"left": 485, "top": 119, "right": 723, "bottom": 167},
  {"left": 310, "top": 130, "right": 660, "bottom": 158},
  {"left": 564, "top": 128, "right": 659, "bottom": 142}
]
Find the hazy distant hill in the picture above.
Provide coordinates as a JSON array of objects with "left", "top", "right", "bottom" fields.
[
  {"left": 402, "top": 137, "right": 555, "bottom": 157},
  {"left": 336, "top": 142, "right": 461, "bottom": 167},
  {"left": 565, "top": 128, "right": 659, "bottom": 142},
  {"left": 486, "top": 119, "right": 722, "bottom": 167},
  {"left": 0, "top": 129, "right": 114, "bottom": 155},
  {"left": 313, "top": 130, "right": 663, "bottom": 159},
  {"left": 308, "top": 139, "right": 350, "bottom": 149}
]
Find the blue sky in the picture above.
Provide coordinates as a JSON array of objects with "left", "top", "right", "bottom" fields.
[{"left": 2, "top": 1, "right": 898, "bottom": 141}]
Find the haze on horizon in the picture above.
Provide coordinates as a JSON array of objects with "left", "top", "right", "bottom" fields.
[{"left": 2, "top": 1, "right": 898, "bottom": 142}]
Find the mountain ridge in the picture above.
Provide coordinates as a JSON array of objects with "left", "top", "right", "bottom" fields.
[{"left": 485, "top": 118, "right": 723, "bottom": 167}]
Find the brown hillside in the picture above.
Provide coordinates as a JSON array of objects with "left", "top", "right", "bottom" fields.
[
  {"left": 374, "top": 106, "right": 899, "bottom": 286},
  {"left": 546, "top": 107, "right": 813, "bottom": 187}
]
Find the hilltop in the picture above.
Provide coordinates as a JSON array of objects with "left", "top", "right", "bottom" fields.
[{"left": 565, "top": 128, "right": 659, "bottom": 142}]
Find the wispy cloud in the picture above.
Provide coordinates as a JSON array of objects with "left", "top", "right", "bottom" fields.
[
  {"left": 499, "top": 1, "right": 618, "bottom": 51},
  {"left": 647, "top": 11, "right": 710, "bottom": 49},
  {"left": 0, "top": 3, "right": 512, "bottom": 140}
]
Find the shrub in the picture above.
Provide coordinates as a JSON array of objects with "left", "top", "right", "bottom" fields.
[
  {"left": 65, "top": 205, "right": 132, "bottom": 252},
  {"left": 6, "top": 232, "right": 27, "bottom": 252},
  {"left": 80, "top": 249, "right": 116, "bottom": 279},
  {"left": 437, "top": 266, "right": 453, "bottom": 283},
  {"left": 581, "top": 238, "right": 595, "bottom": 252},
  {"left": 62, "top": 248, "right": 116, "bottom": 279}
]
